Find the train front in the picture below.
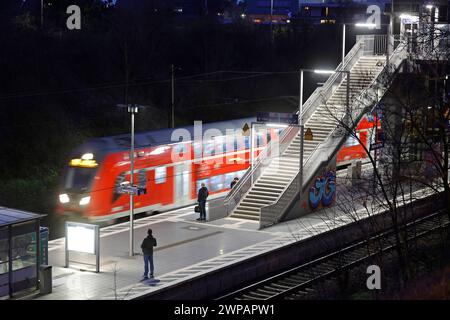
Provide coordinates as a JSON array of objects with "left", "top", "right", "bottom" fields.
[{"left": 56, "top": 140, "right": 107, "bottom": 219}]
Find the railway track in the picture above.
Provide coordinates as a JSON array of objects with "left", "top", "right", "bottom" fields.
[{"left": 216, "top": 209, "right": 449, "bottom": 300}]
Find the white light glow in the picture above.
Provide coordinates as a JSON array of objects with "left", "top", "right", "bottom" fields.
[
  {"left": 314, "top": 69, "right": 335, "bottom": 74},
  {"left": 81, "top": 153, "right": 94, "bottom": 160},
  {"left": 79, "top": 196, "right": 91, "bottom": 206},
  {"left": 59, "top": 193, "right": 70, "bottom": 204},
  {"left": 399, "top": 14, "right": 419, "bottom": 22},
  {"left": 426, "top": 4, "right": 434, "bottom": 9},
  {"left": 149, "top": 146, "right": 170, "bottom": 155},
  {"left": 67, "top": 224, "right": 96, "bottom": 254},
  {"left": 266, "top": 123, "right": 289, "bottom": 128}
]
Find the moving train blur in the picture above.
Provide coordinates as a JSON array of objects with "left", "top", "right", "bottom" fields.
[{"left": 57, "top": 116, "right": 380, "bottom": 221}]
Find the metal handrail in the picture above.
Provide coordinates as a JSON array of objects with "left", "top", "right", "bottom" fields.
[{"left": 255, "top": 38, "right": 368, "bottom": 209}]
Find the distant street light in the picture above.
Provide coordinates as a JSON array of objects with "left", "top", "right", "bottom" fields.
[
  {"left": 355, "top": 23, "right": 377, "bottom": 28},
  {"left": 341, "top": 22, "right": 385, "bottom": 75}
]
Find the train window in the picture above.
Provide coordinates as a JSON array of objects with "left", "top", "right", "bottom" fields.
[
  {"left": 193, "top": 142, "right": 202, "bottom": 159},
  {"left": 214, "top": 136, "right": 226, "bottom": 155},
  {"left": 244, "top": 136, "right": 250, "bottom": 149},
  {"left": 233, "top": 137, "right": 239, "bottom": 151},
  {"left": 224, "top": 173, "right": 236, "bottom": 188},
  {"left": 155, "top": 167, "right": 166, "bottom": 184},
  {"left": 138, "top": 170, "right": 147, "bottom": 188},
  {"left": 173, "top": 143, "right": 188, "bottom": 155},
  {"left": 237, "top": 170, "right": 247, "bottom": 179},
  {"left": 210, "top": 175, "right": 224, "bottom": 192},
  {"left": 114, "top": 172, "right": 126, "bottom": 193},
  {"left": 64, "top": 167, "right": 95, "bottom": 191},
  {"left": 203, "top": 140, "right": 215, "bottom": 157},
  {"left": 256, "top": 131, "right": 267, "bottom": 148},
  {"left": 234, "top": 134, "right": 246, "bottom": 151}
]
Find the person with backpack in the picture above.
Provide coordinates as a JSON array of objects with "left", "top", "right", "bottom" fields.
[{"left": 141, "top": 228, "right": 157, "bottom": 279}]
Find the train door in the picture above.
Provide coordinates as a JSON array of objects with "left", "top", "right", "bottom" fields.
[{"left": 174, "top": 162, "right": 191, "bottom": 206}]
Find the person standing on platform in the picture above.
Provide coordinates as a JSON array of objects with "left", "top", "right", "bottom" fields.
[
  {"left": 141, "top": 228, "right": 157, "bottom": 280},
  {"left": 197, "top": 183, "right": 209, "bottom": 221}
]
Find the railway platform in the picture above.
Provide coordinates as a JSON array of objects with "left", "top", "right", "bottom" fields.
[{"left": 28, "top": 201, "right": 346, "bottom": 300}]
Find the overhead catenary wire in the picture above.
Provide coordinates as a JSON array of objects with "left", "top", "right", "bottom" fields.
[{"left": 0, "top": 70, "right": 298, "bottom": 100}]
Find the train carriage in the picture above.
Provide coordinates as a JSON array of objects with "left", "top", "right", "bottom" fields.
[{"left": 57, "top": 115, "right": 380, "bottom": 221}]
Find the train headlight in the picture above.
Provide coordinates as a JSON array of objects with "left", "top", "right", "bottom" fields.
[
  {"left": 81, "top": 153, "right": 94, "bottom": 160},
  {"left": 79, "top": 196, "right": 91, "bottom": 206},
  {"left": 59, "top": 194, "right": 70, "bottom": 204}
]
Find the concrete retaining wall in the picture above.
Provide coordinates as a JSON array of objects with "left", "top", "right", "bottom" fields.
[{"left": 136, "top": 193, "right": 444, "bottom": 300}]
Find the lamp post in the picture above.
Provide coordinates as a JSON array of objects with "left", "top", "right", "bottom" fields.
[
  {"left": 128, "top": 104, "right": 138, "bottom": 257},
  {"left": 298, "top": 69, "right": 350, "bottom": 209}
]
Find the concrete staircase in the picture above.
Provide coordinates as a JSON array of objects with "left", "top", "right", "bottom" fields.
[{"left": 229, "top": 55, "right": 385, "bottom": 221}]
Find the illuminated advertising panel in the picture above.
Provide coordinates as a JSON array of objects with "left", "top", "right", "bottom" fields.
[{"left": 65, "top": 222, "right": 100, "bottom": 272}]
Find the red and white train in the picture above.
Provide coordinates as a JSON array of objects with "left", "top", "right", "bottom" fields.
[{"left": 57, "top": 116, "right": 379, "bottom": 221}]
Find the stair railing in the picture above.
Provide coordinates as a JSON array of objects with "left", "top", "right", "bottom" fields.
[{"left": 224, "top": 35, "right": 368, "bottom": 217}]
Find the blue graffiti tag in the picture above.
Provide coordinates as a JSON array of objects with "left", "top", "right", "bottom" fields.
[{"left": 309, "top": 170, "right": 336, "bottom": 209}]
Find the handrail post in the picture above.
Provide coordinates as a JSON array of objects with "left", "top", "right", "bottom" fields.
[{"left": 299, "top": 69, "right": 304, "bottom": 214}]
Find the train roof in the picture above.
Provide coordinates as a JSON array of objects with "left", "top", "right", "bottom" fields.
[{"left": 76, "top": 117, "right": 257, "bottom": 156}]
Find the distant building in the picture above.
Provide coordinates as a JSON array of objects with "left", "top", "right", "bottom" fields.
[
  {"left": 241, "top": 0, "right": 392, "bottom": 25},
  {"left": 242, "top": 0, "right": 297, "bottom": 24}
]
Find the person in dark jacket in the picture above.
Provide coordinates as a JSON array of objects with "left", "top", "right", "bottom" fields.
[
  {"left": 197, "top": 183, "right": 209, "bottom": 221},
  {"left": 141, "top": 228, "right": 157, "bottom": 279},
  {"left": 230, "top": 177, "right": 239, "bottom": 189}
]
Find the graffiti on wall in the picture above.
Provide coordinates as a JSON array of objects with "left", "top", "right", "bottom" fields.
[{"left": 309, "top": 170, "right": 336, "bottom": 209}]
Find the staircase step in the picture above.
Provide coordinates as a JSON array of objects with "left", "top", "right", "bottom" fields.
[
  {"left": 240, "top": 201, "right": 266, "bottom": 208},
  {"left": 254, "top": 182, "right": 286, "bottom": 189},
  {"left": 230, "top": 213, "right": 260, "bottom": 221},
  {"left": 236, "top": 205, "right": 261, "bottom": 212}
]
